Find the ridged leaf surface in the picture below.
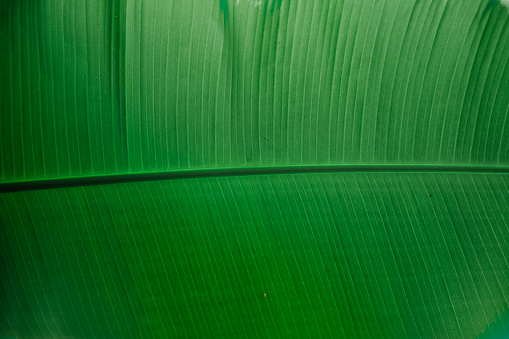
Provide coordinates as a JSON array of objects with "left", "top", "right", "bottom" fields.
[{"left": 1, "top": 0, "right": 508, "bottom": 338}]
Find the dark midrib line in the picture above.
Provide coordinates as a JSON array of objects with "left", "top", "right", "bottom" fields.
[{"left": 1, "top": 165, "right": 509, "bottom": 193}]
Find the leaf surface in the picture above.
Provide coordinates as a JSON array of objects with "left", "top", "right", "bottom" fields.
[{"left": 1, "top": 0, "right": 508, "bottom": 337}]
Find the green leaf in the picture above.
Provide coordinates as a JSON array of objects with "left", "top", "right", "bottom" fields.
[{"left": 1, "top": 0, "right": 508, "bottom": 338}]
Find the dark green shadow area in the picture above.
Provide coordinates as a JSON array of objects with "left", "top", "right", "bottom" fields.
[{"left": 2, "top": 173, "right": 508, "bottom": 338}]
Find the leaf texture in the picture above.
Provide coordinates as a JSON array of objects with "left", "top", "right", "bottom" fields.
[
  {"left": 1, "top": 0, "right": 509, "bottom": 180},
  {"left": 1, "top": 0, "right": 509, "bottom": 338},
  {"left": 2, "top": 174, "right": 509, "bottom": 338}
]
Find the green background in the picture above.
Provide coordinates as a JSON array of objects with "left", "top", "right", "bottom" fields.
[{"left": 1, "top": 0, "right": 508, "bottom": 337}]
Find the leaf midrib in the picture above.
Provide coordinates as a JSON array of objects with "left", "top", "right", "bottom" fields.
[{"left": 1, "top": 164, "right": 508, "bottom": 193}]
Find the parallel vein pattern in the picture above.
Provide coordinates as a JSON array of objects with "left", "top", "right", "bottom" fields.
[
  {"left": 1, "top": 173, "right": 508, "bottom": 338},
  {"left": 1, "top": 0, "right": 509, "bottom": 338},
  {"left": 0, "top": 0, "right": 127, "bottom": 181},
  {"left": 1, "top": 0, "right": 509, "bottom": 181}
]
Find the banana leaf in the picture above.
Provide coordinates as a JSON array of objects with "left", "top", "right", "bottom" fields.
[{"left": 1, "top": 0, "right": 508, "bottom": 337}]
